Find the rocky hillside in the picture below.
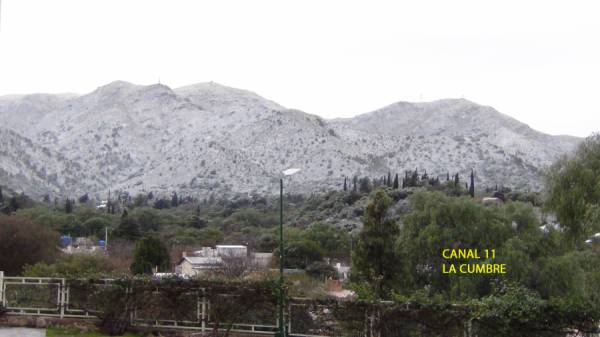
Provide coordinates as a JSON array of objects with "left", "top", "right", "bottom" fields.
[{"left": 0, "top": 81, "right": 581, "bottom": 200}]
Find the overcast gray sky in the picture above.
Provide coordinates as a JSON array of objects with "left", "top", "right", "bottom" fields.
[{"left": 0, "top": 0, "right": 598, "bottom": 137}]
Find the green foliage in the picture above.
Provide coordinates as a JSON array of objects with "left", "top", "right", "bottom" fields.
[
  {"left": 0, "top": 215, "right": 59, "bottom": 275},
  {"left": 398, "top": 191, "right": 514, "bottom": 297},
  {"left": 130, "top": 235, "right": 171, "bottom": 274},
  {"left": 81, "top": 217, "right": 111, "bottom": 238},
  {"left": 23, "top": 254, "right": 116, "bottom": 278},
  {"left": 114, "top": 209, "right": 141, "bottom": 241},
  {"left": 472, "top": 283, "right": 600, "bottom": 337},
  {"left": 352, "top": 189, "right": 401, "bottom": 299},
  {"left": 306, "top": 261, "right": 337, "bottom": 279},
  {"left": 280, "top": 240, "right": 324, "bottom": 269},
  {"left": 546, "top": 134, "right": 600, "bottom": 245},
  {"left": 304, "top": 222, "right": 350, "bottom": 259}
]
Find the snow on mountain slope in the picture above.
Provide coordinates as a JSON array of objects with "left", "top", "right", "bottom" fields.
[{"left": 0, "top": 82, "right": 581, "bottom": 199}]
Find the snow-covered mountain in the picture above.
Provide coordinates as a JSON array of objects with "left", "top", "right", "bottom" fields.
[{"left": 0, "top": 81, "right": 581, "bottom": 200}]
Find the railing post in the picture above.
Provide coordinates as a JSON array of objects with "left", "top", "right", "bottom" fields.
[
  {"left": 0, "top": 271, "right": 4, "bottom": 307},
  {"left": 287, "top": 302, "right": 292, "bottom": 335},
  {"left": 60, "top": 278, "right": 66, "bottom": 318},
  {"left": 201, "top": 290, "right": 206, "bottom": 333}
]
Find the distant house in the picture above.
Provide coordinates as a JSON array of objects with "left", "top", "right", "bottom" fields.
[
  {"left": 174, "top": 245, "right": 271, "bottom": 277},
  {"left": 334, "top": 262, "right": 350, "bottom": 281},
  {"left": 175, "top": 253, "right": 223, "bottom": 277},
  {"left": 482, "top": 197, "right": 503, "bottom": 206},
  {"left": 252, "top": 252, "right": 274, "bottom": 268},
  {"left": 216, "top": 245, "right": 248, "bottom": 258}
]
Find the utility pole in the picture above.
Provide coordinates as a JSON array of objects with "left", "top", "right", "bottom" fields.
[{"left": 277, "top": 178, "right": 285, "bottom": 337}]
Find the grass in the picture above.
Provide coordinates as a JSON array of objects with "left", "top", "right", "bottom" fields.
[{"left": 46, "top": 327, "right": 141, "bottom": 337}]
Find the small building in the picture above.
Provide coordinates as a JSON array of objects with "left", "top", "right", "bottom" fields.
[
  {"left": 176, "top": 253, "right": 223, "bottom": 277},
  {"left": 216, "top": 245, "right": 247, "bottom": 258},
  {"left": 252, "top": 252, "right": 273, "bottom": 268},
  {"left": 482, "top": 197, "right": 503, "bottom": 206}
]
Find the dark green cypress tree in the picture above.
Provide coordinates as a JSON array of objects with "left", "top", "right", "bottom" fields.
[
  {"left": 116, "top": 209, "right": 141, "bottom": 241},
  {"left": 130, "top": 235, "right": 171, "bottom": 274},
  {"left": 0, "top": 187, "right": 3, "bottom": 204},
  {"left": 454, "top": 173, "right": 460, "bottom": 187},
  {"left": 446, "top": 172, "right": 450, "bottom": 181},
  {"left": 171, "top": 192, "right": 179, "bottom": 207},
  {"left": 352, "top": 190, "right": 401, "bottom": 299},
  {"left": 387, "top": 171, "right": 392, "bottom": 187},
  {"left": 65, "top": 198, "right": 73, "bottom": 214},
  {"left": 393, "top": 174, "right": 399, "bottom": 189},
  {"left": 469, "top": 169, "right": 475, "bottom": 198},
  {"left": 353, "top": 176, "right": 357, "bottom": 192},
  {"left": 343, "top": 177, "right": 347, "bottom": 192}
]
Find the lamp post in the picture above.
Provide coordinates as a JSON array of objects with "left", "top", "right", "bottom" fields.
[{"left": 277, "top": 168, "right": 301, "bottom": 337}]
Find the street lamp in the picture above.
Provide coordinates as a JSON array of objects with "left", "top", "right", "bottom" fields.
[{"left": 277, "top": 168, "right": 301, "bottom": 337}]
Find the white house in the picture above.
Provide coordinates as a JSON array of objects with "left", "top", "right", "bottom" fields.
[
  {"left": 175, "top": 253, "right": 223, "bottom": 277},
  {"left": 175, "top": 245, "right": 249, "bottom": 277},
  {"left": 216, "top": 245, "right": 247, "bottom": 258}
]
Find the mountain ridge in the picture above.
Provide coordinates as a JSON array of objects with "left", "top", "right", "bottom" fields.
[{"left": 0, "top": 81, "right": 582, "bottom": 200}]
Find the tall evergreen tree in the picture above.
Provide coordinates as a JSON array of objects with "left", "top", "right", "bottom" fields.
[
  {"left": 65, "top": 198, "right": 73, "bottom": 214},
  {"left": 352, "top": 189, "right": 401, "bottom": 299},
  {"left": 171, "top": 192, "right": 179, "bottom": 207},
  {"left": 353, "top": 176, "right": 357, "bottom": 192},
  {"left": 393, "top": 174, "right": 399, "bottom": 189},
  {"left": 469, "top": 169, "right": 475, "bottom": 198},
  {"left": 446, "top": 172, "right": 450, "bottom": 181},
  {"left": 387, "top": 171, "right": 392, "bottom": 187},
  {"left": 343, "top": 177, "right": 347, "bottom": 192},
  {"left": 454, "top": 173, "right": 460, "bottom": 187},
  {"left": 116, "top": 209, "right": 141, "bottom": 241},
  {"left": 130, "top": 235, "right": 171, "bottom": 274},
  {"left": 0, "top": 186, "right": 3, "bottom": 204}
]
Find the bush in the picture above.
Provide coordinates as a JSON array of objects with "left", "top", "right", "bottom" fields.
[
  {"left": 0, "top": 215, "right": 59, "bottom": 275},
  {"left": 306, "top": 261, "right": 337, "bottom": 279}
]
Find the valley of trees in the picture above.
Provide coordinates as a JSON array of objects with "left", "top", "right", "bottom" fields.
[{"left": 0, "top": 135, "right": 599, "bottom": 336}]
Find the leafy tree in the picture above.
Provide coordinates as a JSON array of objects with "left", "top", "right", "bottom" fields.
[
  {"left": 306, "top": 261, "right": 337, "bottom": 279},
  {"left": 546, "top": 134, "right": 600, "bottom": 245},
  {"left": 81, "top": 217, "right": 112, "bottom": 238},
  {"left": 130, "top": 208, "right": 161, "bottom": 233},
  {"left": 398, "top": 191, "right": 514, "bottom": 297},
  {"left": 3, "top": 195, "right": 19, "bottom": 214},
  {"left": 304, "top": 222, "right": 350, "bottom": 258},
  {"left": 256, "top": 233, "right": 278, "bottom": 252},
  {"left": 280, "top": 239, "right": 323, "bottom": 269},
  {"left": 153, "top": 198, "right": 170, "bottom": 209},
  {"left": 114, "top": 209, "right": 141, "bottom": 240},
  {"left": 78, "top": 193, "right": 89, "bottom": 204},
  {"left": 358, "top": 177, "right": 372, "bottom": 193},
  {"left": 0, "top": 216, "right": 59, "bottom": 275},
  {"left": 130, "top": 235, "right": 171, "bottom": 274},
  {"left": 352, "top": 189, "right": 400, "bottom": 299},
  {"left": 198, "top": 227, "right": 224, "bottom": 247}
]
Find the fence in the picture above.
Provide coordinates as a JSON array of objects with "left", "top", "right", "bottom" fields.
[{"left": 0, "top": 272, "right": 367, "bottom": 337}]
